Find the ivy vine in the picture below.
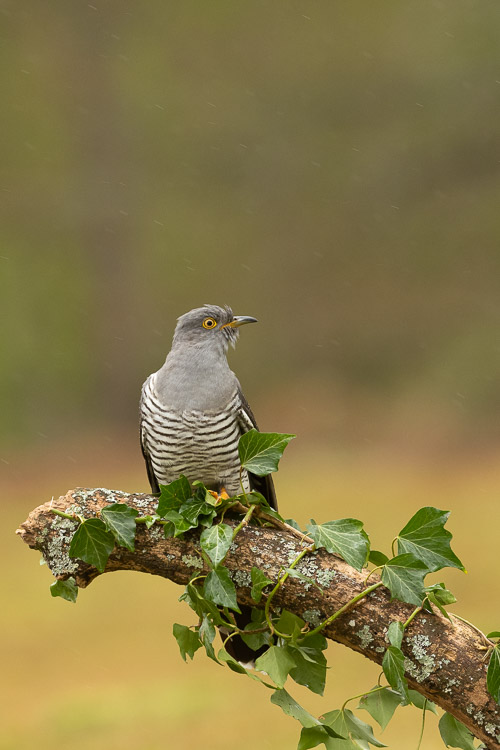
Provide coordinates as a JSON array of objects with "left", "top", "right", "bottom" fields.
[{"left": 49, "top": 429, "right": 499, "bottom": 750}]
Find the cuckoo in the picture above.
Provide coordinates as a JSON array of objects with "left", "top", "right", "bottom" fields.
[{"left": 140, "top": 304, "right": 277, "bottom": 662}]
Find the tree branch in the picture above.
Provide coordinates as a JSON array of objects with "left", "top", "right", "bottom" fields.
[{"left": 17, "top": 488, "right": 500, "bottom": 749}]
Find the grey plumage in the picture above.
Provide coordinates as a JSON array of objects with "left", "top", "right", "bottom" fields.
[
  {"left": 140, "top": 303, "right": 276, "bottom": 505},
  {"left": 140, "top": 304, "right": 277, "bottom": 664}
]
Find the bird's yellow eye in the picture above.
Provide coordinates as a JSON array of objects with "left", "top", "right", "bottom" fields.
[{"left": 202, "top": 317, "right": 217, "bottom": 329}]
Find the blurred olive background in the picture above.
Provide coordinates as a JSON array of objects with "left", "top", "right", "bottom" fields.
[{"left": 2, "top": 2, "right": 500, "bottom": 748}]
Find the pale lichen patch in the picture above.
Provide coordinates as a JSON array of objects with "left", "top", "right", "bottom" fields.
[
  {"left": 303, "top": 609, "right": 323, "bottom": 627},
  {"left": 181, "top": 554, "right": 203, "bottom": 569},
  {"left": 404, "top": 634, "right": 436, "bottom": 683},
  {"left": 231, "top": 569, "right": 252, "bottom": 588},
  {"left": 356, "top": 625, "right": 374, "bottom": 649}
]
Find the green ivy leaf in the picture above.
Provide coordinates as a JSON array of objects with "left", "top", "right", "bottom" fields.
[
  {"left": 276, "top": 610, "right": 305, "bottom": 641},
  {"left": 172, "top": 623, "right": 202, "bottom": 661},
  {"left": 382, "top": 646, "right": 410, "bottom": 704},
  {"left": 438, "top": 713, "right": 476, "bottom": 750},
  {"left": 200, "top": 523, "right": 233, "bottom": 567},
  {"left": 387, "top": 621, "right": 404, "bottom": 649},
  {"left": 397, "top": 507, "right": 465, "bottom": 573},
  {"left": 306, "top": 519, "right": 370, "bottom": 571},
  {"left": 297, "top": 726, "right": 335, "bottom": 750},
  {"left": 241, "top": 618, "right": 271, "bottom": 652},
  {"left": 100, "top": 503, "right": 139, "bottom": 551},
  {"left": 487, "top": 645, "right": 500, "bottom": 703},
  {"left": 322, "top": 709, "right": 386, "bottom": 747},
  {"left": 68, "top": 518, "right": 115, "bottom": 572},
  {"left": 157, "top": 475, "right": 192, "bottom": 515},
  {"left": 179, "top": 499, "right": 217, "bottom": 528},
  {"left": 251, "top": 566, "right": 273, "bottom": 603},
  {"left": 270, "top": 689, "right": 344, "bottom": 738},
  {"left": 408, "top": 690, "right": 438, "bottom": 713},
  {"left": 198, "top": 615, "right": 218, "bottom": 663},
  {"left": 162, "top": 509, "right": 197, "bottom": 538},
  {"left": 369, "top": 550, "right": 389, "bottom": 566},
  {"left": 255, "top": 645, "right": 297, "bottom": 688},
  {"left": 424, "top": 582, "right": 457, "bottom": 620},
  {"left": 487, "top": 631, "right": 500, "bottom": 640},
  {"left": 381, "top": 554, "right": 427, "bottom": 606},
  {"left": 180, "top": 582, "right": 226, "bottom": 626},
  {"left": 238, "top": 429, "right": 295, "bottom": 476},
  {"left": 288, "top": 644, "right": 327, "bottom": 696},
  {"left": 218, "top": 648, "right": 272, "bottom": 686},
  {"left": 358, "top": 687, "right": 402, "bottom": 730},
  {"left": 50, "top": 577, "right": 78, "bottom": 603},
  {"left": 203, "top": 566, "right": 240, "bottom": 611}
]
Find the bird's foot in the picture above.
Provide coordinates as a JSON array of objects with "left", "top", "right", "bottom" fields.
[{"left": 208, "top": 489, "right": 230, "bottom": 504}]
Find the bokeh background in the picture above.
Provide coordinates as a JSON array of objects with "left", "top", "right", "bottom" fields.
[{"left": 3, "top": 2, "right": 500, "bottom": 748}]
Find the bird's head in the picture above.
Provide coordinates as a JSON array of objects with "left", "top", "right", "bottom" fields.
[{"left": 172, "top": 304, "right": 257, "bottom": 352}]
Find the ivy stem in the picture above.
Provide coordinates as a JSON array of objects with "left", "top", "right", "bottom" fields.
[
  {"left": 231, "top": 503, "right": 256, "bottom": 540},
  {"left": 364, "top": 565, "right": 383, "bottom": 585},
  {"left": 416, "top": 699, "right": 428, "bottom": 750},
  {"left": 50, "top": 509, "right": 77, "bottom": 520},
  {"left": 391, "top": 537, "right": 398, "bottom": 557},
  {"left": 341, "top": 684, "right": 387, "bottom": 712},
  {"left": 305, "top": 581, "right": 384, "bottom": 638},
  {"left": 264, "top": 544, "right": 315, "bottom": 636},
  {"left": 403, "top": 606, "right": 422, "bottom": 630},
  {"left": 135, "top": 516, "right": 168, "bottom": 526}
]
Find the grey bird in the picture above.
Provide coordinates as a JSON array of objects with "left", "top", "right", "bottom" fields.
[
  {"left": 140, "top": 303, "right": 276, "bottom": 507},
  {"left": 140, "top": 304, "right": 277, "bottom": 662}
]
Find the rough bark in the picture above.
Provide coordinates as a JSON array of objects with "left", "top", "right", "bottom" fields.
[{"left": 17, "top": 488, "right": 500, "bottom": 749}]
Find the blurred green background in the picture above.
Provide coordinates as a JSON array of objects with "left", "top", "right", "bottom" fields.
[{"left": 3, "top": 2, "right": 500, "bottom": 748}]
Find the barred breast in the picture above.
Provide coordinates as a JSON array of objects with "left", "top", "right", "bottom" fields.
[{"left": 140, "top": 373, "right": 250, "bottom": 495}]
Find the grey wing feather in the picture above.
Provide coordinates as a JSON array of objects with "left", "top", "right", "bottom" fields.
[
  {"left": 237, "top": 386, "right": 278, "bottom": 510},
  {"left": 140, "top": 420, "right": 160, "bottom": 495}
]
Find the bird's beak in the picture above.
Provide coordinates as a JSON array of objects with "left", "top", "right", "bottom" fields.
[{"left": 221, "top": 315, "right": 258, "bottom": 329}]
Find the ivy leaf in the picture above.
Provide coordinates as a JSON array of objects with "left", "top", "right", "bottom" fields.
[
  {"left": 408, "top": 690, "right": 438, "bottom": 713},
  {"left": 487, "top": 646, "right": 500, "bottom": 703},
  {"left": 172, "top": 623, "right": 202, "bottom": 661},
  {"left": 438, "top": 713, "right": 476, "bottom": 750},
  {"left": 487, "top": 631, "right": 500, "bottom": 640},
  {"left": 369, "top": 550, "right": 389, "bottom": 566},
  {"left": 397, "top": 507, "right": 465, "bottom": 573},
  {"left": 218, "top": 648, "right": 272, "bottom": 686},
  {"left": 358, "top": 687, "right": 402, "bottom": 730},
  {"left": 382, "top": 646, "right": 410, "bottom": 704},
  {"left": 276, "top": 610, "right": 305, "bottom": 641},
  {"left": 180, "top": 582, "right": 226, "bottom": 626},
  {"left": 380, "top": 554, "right": 427, "bottom": 606},
  {"left": 69, "top": 518, "right": 115, "bottom": 572},
  {"left": 306, "top": 519, "right": 370, "bottom": 571},
  {"left": 322, "top": 709, "right": 385, "bottom": 747},
  {"left": 198, "top": 615, "right": 219, "bottom": 663},
  {"left": 297, "top": 726, "right": 336, "bottom": 750},
  {"left": 157, "top": 475, "right": 192, "bottom": 516},
  {"left": 100, "top": 503, "right": 139, "bottom": 551},
  {"left": 424, "top": 582, "right": 457, "bottom": 619},
  {"left": 200, "top": 523, "right": 233, "bottom": 567},
  {"left": 50, "top": 577, "right": 78, "bottom": 603},
  {"left": 255, "top": 645, "right": 297, "bottom": 688},
  {"left": 162, "top": 509, "right": 197, "bottom": 538},
  {"left": 141, "top": 514, "right": 159, "bottom": 529},
  {"left": 203, "top": 566, "right": 240, "bottom": 612},
  {"left": 288, "top": 644, "right": 327, "bottom": 696},
  {"left": 270, "top": 690, "right": 345, "bottom": 738},
  {"left": 251, "top": 566, "right": 274, "bottom": 603},
  {"left": 238, "top": 429, "right": 295, "bottom": 476},
  {"left": 179, "top": 499, "right": 217, "bottom": 528},
  {"left": 241, "top": 619, "right": 271, "bottom": 652},
  {"left": 387, "top": 621, "right": 404, "bottom": 649}
]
